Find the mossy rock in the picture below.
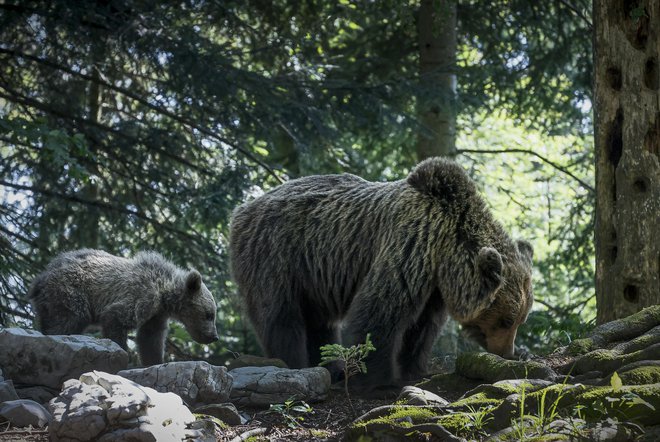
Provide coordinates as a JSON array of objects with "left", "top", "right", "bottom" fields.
[
  {"left": 586, "top": 305, "right": 660, "bottom": 348},
  {"left": 573, "top": 384, "right": 660, "bottom": 426},
  {"left": 346, "top": 405, "right": 463, "bottom": 441},
  {"left": 416, "top": 372, "right": 482, "bottom": 401},
  {"left": 462, "top": 379, "right": 554, "bottom": 401},
  {"left": 571, "top": 343, "right": 660, "bottom": 375},
  {"left": 618, "top": 365, "right": 660, "bottom": 385},
  {"left": 456, "top": 352, "right": 556, "bottom": 383},
  {"left": 451, "top": 391, "right": 504, "bottom": 409},
  {"left": 565, "top": 338, "right": 596, "bottom": 356}
]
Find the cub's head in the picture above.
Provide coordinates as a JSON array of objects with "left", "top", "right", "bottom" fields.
[
  {"left": 461, "top": 240, "right": 534, "bottom": 359},
  {"left": 174, "top": 270, "right": 219, "bottom": 344}
]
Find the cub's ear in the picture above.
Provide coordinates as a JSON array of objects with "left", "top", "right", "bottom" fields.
[
  {"left": 185, "top": 270, "right": 202, "bottom": 293},
  {"left": 516, "top": 240, "right": 534, "bottom": 266},
  {"left": 477, "top": 247, "right": 503, "bottom": 296}
]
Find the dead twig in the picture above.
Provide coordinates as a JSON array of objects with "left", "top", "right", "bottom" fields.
[{"left": 229, "top": 427, "right": 268, "bottom": 442}]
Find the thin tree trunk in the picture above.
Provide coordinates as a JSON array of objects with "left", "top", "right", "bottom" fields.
[
  {"left": 416, "top": 0, "right": 457, "bottom": 161},
  {"left": 594, "top": 0, "right": 660, "bottom": 324},
  {"left": 70, "top": 54, "right": 104, "bottom": 248}
]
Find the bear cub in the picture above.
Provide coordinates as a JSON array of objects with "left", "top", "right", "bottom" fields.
[{"left": 29, "top": 249, "right": 218, "bottom": 365}]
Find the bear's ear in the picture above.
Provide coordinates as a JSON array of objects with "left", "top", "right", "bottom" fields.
[
  {"left": 516, "top": 240, "right": 534, "bottom": 266},
  {"left": 477, "top": 247, "right": 503, "bottom": 296},
  {"left": 185, "top": 270, "right": 202, "bottom": 293},
  {"left": 406, "top": 157, "right": 473, "bottom": 199}
]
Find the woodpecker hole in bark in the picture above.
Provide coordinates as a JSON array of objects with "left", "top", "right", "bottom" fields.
[
  {"left": 606, "top": 67, "right": 622, "bottom": 90},
  {"left": 621, "top": 1, "right": 649, "bottom": 49},
  {"left": 607, "top": 108, "right": 624, "bottom": 168},
  {"left": 644, "top": 113, "right": 660, "bottom": 157},
  {"left": 609, "top": 246, "right": 618, "bottom": 265},
  {"left": 633, "top": 177, "right": 649, "bottom": 193},
  {"left": 644, "top": 57, "right": 659, "bottom": 90},
  {"left": 623, "top": 284, "right": 640, "bottom": 303}
]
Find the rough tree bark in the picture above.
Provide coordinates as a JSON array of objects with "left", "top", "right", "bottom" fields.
[
  {"left": 416, "top": 0, "right": 457, "bottom": 160},
  {"left": 594, "top": 0, "right": 660, "bottom": 324}
]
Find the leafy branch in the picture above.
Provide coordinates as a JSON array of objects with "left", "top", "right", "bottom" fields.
[{"left": 457, "top": 148, "right": 594, "bottom": 194}]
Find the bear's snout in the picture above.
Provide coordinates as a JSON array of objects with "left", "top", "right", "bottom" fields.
[{"left": 198, "top": 331, "right": 219, "bottom": 344}]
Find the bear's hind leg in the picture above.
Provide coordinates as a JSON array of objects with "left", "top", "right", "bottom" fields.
[
  {"left": 36, "top": 293, "right": 89, "bottom": 335},
  {"left": 255, "top": 304, "right": 308, "bottom": 369},
  {"left": 305, "top": 321, "right": 342, "bottom": 381},
  {"left": 305, "top": 322, "right": 340, "bottom": 366},
  {"left": 343, "top": 294, "right": 404, "bottom": 389}
]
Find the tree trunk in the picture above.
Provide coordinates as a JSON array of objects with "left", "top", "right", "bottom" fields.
[
  {"left": 594, "top": 0, "right": 660, "bottom": 324},
  {"left": 70, "top": 56, "right": 104, "bottom": 249},
  {"left": 416, "top": 0, "right": 457, "bottom": 161}
]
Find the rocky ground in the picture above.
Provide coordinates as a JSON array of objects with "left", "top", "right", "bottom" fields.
[{"left": 2, "top": 305, "right": 660, "bottom": 441}]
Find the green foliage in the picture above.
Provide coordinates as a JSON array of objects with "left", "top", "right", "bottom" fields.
[
  {"left": 267, "top": 398, "right": 314, "bottom": 429},
  {"left": 463, "top": 404, "right": 495, "bottom": 439},
  {"left": 588, "top": 372, "right": 656, "bottom": 422},
  {"left": 320, "top": 334, "right": 376, "bottom": 415},
  {"left": 502, "top": 373, "right": 654, "bottom": 440},
  {"left": 320, "top": 333, "right": 376, "bottom": 378}
]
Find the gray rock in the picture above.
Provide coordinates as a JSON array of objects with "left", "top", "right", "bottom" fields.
[
  {"left": 118, "top": 361, "right": 232, "bottom": 407},
  {"left": 0, "top": 327, "right": 127, "bottom": 389},
  {"left": 0, "top": 399, "right": 51, "bottom": 428},
  {"left": 49, "top": 370, "right": 201, "bottom": 442},
  {"left": 229, "top": 366, "right": 330, "bottom": 407},
  {"left": 398, "top": 385, "right": 449, "bottom": 406},
  {"left": 15, "top": 385, "right": 59, "bottom": 405},
  {"left": 188, "top": 418, "right": 219, "bottom": 442},
  {"left": 194, "top": 403, "right": 243, "bottom": 426},
  {"left": 0, "top": 380, "right": 19, "bottom": 402}
]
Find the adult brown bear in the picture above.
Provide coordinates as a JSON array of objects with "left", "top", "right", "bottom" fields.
[{"left": 230, "top": 158, "right": 533, "bottom": 387}]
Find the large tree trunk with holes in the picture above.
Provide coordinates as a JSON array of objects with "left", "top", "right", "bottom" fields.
[
  {"left": 416, "top": 0, "right": 457, "bottom": 160},
  {"left": 594, "top": 0, "right": 660, "bottom": 324}
]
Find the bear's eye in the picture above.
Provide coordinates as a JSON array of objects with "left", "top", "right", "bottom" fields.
[
  {"left": 497, "top": 317, "right": 515, "bottom": 329},
  {"left": 205, "top": 312, "right": 215, "bottom": 321}
]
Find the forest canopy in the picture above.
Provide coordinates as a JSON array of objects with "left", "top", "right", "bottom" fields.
[{"left": 0, "top": 0, "right": 593, "bottom": 361}]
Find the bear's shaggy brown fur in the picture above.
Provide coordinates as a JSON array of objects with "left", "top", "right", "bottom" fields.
[
  {"left": 29, "top": 249, "right": 219, "bottom": 366},
  {"left": 229, "top": 158, "right": 533, "bottom": 386}
]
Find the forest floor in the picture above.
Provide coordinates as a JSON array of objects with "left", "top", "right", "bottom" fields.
[
  {"left": 214, "top": 351, "right": 575, "bottom": 441},
  {"left": 0, "top": 351, "right": 605, "bottom": 442}
]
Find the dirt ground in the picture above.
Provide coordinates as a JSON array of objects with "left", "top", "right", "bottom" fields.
[{"left": 215, "top": 386, "right": 393, "bottom": 441}]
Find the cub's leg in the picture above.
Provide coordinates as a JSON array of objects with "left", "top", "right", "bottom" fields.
[
  {"left": 136, "top": 314, "right": 169, "bottom": 366},
  {"left": 100, "top": 302, "right": 132, "bottom": 350},
  {"left": 34, "top": 289, "right": 89, "bottom": 336}
]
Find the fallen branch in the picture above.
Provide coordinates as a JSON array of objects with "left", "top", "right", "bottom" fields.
[{"left": 229, "top": 427, "right": 268, "bottom": 442}]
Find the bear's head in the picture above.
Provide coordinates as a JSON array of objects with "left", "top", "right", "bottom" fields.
[
  {"left": 173, "top": 270, "right": 219, "bottom": 344},
  {"left": 461, "top": 239, "right": 534, "bottom": 359}
]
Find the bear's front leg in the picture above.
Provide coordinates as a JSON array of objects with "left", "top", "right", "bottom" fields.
[
  {"left": 398, "top": 290, "right": 447, "bottom": 380},
  {"left": 136, "top": 314, "right": 169, "bottom": 366},
  {"left": 100, "top": 302, "right": 131, "bottom": 351}
]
